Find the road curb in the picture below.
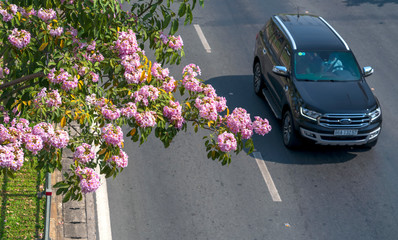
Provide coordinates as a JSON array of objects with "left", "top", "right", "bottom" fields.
[{"left": 49, "top": 125, "right": 97, "bottom": 240}]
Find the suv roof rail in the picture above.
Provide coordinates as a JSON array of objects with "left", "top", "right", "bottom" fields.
[
  {"left": 274, "top": 15, "right": 297, "bottom": 50},
  {"left": 318, "top": 16, "right": 350, "bottom": 50}
]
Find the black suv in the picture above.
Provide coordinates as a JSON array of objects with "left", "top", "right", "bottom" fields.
[{"left": 253, "top": 14, "right": 382, "bottom": 148}]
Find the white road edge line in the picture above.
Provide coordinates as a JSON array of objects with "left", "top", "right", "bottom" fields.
[
  {"left": 194, "top": 24, "right": 211, "bottom": 53},
  {"left": 95, "top": 166, "right": 113, "bottom": 240},
  {"left": 253, "top": 152, "right": 282, "bottom": 202}
]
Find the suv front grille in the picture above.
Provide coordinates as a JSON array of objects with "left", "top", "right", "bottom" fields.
[{"left": 319, "top": 114, "right": 370, "bottom": 128}]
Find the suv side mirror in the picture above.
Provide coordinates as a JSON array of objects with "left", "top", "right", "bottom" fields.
[
  {"left": 363, "top": 66, "right": 374, "bottom": 77},
  {"left": 272, "top": 66, "right": 289, "bottom": 77}
]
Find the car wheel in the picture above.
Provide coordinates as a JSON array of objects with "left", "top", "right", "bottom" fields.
[
  {"left": 253, "top": 62, "right": 264, "bottom": 96},
  {"left": 282, "top": 111, "right": 300, "bottom": 148}
]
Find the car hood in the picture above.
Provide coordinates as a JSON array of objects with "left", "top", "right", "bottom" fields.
[{"left": 294, "top": 80, "right": 377, "bottom": 113}]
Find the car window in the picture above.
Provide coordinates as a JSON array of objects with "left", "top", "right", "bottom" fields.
[
  {"left": 268, "top": 20, "right": 286, "bottom": 56},
  {"left": 280, "top": 45, "right": 292, "bottom": 69},
  {"left": 294, "top": 51, "right": 361, "bottom": 81}
]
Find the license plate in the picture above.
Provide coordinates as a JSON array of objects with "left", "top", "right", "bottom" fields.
[{"left": 334, "top": 129, "right": 358, "bottom": 136}]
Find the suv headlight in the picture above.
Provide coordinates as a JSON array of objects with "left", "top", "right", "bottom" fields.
[
  {"left": 300, "top": 107, "right": 322, "bottom": 121},
  {"left": 369, "top": 107, "right": 381, "bottom": 122}
]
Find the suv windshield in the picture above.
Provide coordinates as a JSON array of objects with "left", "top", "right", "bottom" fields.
[{"left": 294, "top": 51, "right": 361, "bottom": 81}]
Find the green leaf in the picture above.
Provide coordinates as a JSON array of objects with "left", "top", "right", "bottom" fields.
[
  {"left": 178, "top": 3, "right": 186, "bottom": 17},
  {"left": 170, "top": 19, "right": 179, "bottom": 35}
]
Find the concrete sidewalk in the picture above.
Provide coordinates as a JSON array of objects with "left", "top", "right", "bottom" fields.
[{"left": 49, "top": 125, "right": 97, "bottom": 240}]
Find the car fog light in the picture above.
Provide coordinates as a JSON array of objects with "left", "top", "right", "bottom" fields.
[{"left": 369, "top": 128, "right": 381, "bottom": 140}]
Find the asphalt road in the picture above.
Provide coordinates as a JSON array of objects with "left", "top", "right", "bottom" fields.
[{"left": 107, "top": 1, "right": 398, "bottom": 239}]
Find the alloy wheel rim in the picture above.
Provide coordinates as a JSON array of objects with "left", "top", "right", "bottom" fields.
[
  {"left": 283, "top": 114, "right": 292, "bottom": 144},
  {"left": 254, "top": 65, "right": 261, "bottom": 91}
]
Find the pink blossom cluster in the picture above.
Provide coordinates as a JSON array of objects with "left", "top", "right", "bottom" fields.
[
  {"left": 194, "top": 86, "right": 227, "bottom": 121},
  {"left": 217, "top": 132, "right": 237, "bottom": 152},
  {"left": 160, "top": 33, "right": 184, "bottom": 51},
  {"left": 163, "top": 100, "right": 184, "bottom": 129},
  {"left": 47, "top": 68, "right": 78, "bottom": 91},
  {"left": 182, "top": 64, "right": 203, "bottom": 92},
  {"left": 0, "top": 4, "right": 18, "bottom": 22},
  {"left": 101, "top": 105, "right": 121, "bottom": 121},
  {"left": 83, "top": 51, "right": 105, "bottom": 63},
  {"left": 8, "top": 28, "right": 31, "bottom": 49},
  {"left": 115, "top": 29, "right": 139, "bottom": 57},
  {"left": 253, "top": 116, "right": 272, "bottom": 136},
  {"left": 161, "top": 76, "right": 176, "bottom": 92},
  {"left": 89, "top": 71, "right": 99, "bottom": 82},
  {"left": 73, "top": 143, "right": 95, "bottom": 164},
  {"left": 151, "top": 62, "right": 169, "bottom": 80},
  {"left": 134, "top": 111, "right": 157, "bottom": 128},
  {"left": 48, "top": 25, "right": 64, "bottom": 37},
  {"left": 225, "top": 108, "right": 253, "bottom": 139},
  {"left": 101, "top": 124, "right": 124, "bottom": 147},
  {"left": 34, "top": 88, "right": 62, "bottom": 108},
  {"left": 0, "top": 144, "right": 23, "bottom": 171},
  {"left": 120, "top": 102, "right": 137, "bottom": 118},
  {"left": 32, "top": 122, "right": 55, "bottom": 143},
  {"left": 168, "top": 35, "right": 184, "bottom": 50},
  {"left": 37, "top": 8, "right": 57, "bottom": 22},
  {"left": 225, "top": 108, "right": 271, "bottom": 139},
  {"left": 0, "top": 120, "right": 70, "bottom": 170},
  {"left": 132, "top": 85, "right": 159, "bottom": 106},
  {"left": 75, "top": 166, "right": 100, "bottom": 193},
  {"left": 85, "top": 94, "right": 107, "bottom": 108},
  {"left": 109, "top": 149, "right": 128, "bottom": 168},
  {"left": 50, "top": 129, "right": 70, "bottom": 148}
]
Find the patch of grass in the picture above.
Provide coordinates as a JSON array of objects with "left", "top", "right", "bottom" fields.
[{"left": 0, "top": 163, "right": 45, "bottom": 239}]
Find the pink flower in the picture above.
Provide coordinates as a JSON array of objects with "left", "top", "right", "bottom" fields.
[
  {"left": 163, "top": 101, "right": 184, "bottom": 129},
  {"left": 151, "top": 62, "right": 169, "bottom": 80},
  {"left": 134, "top": 111, "right": 157, "bottom": 128},
  {"left": 115, "top": 29, "right": 139, "bottom": 57},
  {"left": 101, "top": 105, "right": 121, "bottom": 121},
  {"left": 132, "top": 85, "right": 159, "bottom": 106},
  {"left": 32, "top": 122, "right": 55, "bottom": 144},
  {"left": 109, "top": 149, "right": 128, "bottom": 168},
  {"left": 183, "top": 64, "right": 201, "bottom": 77},
  {"left": 101, "top": 124, "right": 124, "bottom": 147},
  {"left": 24, "top": 134, "right": 44, "bottom": 155},
  {"left": 49, "top": 130, "right": 69, "bottom": 148},
  {"left": 48, "top": 25, "right": 63, "bottom": 37},
  {"left": 37, "top": 8, "right": 56, "bottom": 22},
  {"left": 225, "top": 108, "right": 253, "bottom": 139},
  {"left": 0, "top": 124, "right": 11, "bottom": 144},
  {"left": 75, "top": 166, "right": 100, "bottom": 194},
  {"left": 73, "top": 143, "right": 95, "bottom": 164},
  {"left": 217, "top": 132, "right": 237, "bottom": 152},
  {"left": 6, "top": 143, "right": 24, "bottom": 171},
  {"left": 61, "top": 76, "right": 78, "bottom": 91},
  {"left": 8, "top": 28, "right": 31, "bottom": 49},
  {"left": 89, "top": 72, "right": 99, "bottom": 82},
  {"left": 161, "top": 77, "right": 176, "bottom": 92},
  {"left": 168, "top": 35, "right": 183, "bottom": 50},
  {"left": 253, "top": 116, "right": 272, "bottom": 136},
  {"left": 121, "top": 102, "right": 137, "bottom": 118},
  {"left": 0, "top": 145, "right": 14, "bottom": 169}
]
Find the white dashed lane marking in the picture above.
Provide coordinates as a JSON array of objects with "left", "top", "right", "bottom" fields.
[
  {"left": 194, "top": 24, "right": 211, "bottom": 53},
  {"left": 253, "top": 152, "right": 282, "bottom": 202}
]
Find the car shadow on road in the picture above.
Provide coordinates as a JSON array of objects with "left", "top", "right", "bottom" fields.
[{"left": 205, "top": 74, "right": 371, "bottom": 165}]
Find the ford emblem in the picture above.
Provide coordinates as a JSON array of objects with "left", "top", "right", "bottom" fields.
[{"left": 340, "top": 118, "right": 352, "bottom": 125}]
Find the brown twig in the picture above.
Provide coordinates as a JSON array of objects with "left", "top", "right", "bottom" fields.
[{"left": 0, "top": 72, "right": 45, "bottom": 90}]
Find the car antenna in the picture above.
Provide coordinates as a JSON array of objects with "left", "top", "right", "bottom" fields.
[{"left": 297, "top": 7, "right": 300, "bottom": 18}]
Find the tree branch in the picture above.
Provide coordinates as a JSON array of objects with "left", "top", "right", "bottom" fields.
[{"left": 0, "top": 72, "right": 45, "bottom": 90}]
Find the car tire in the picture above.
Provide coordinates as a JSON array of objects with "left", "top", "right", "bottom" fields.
[
  {"left": 282, "top": 110, "right": 300, "bottom": 148},
  {"left": 253, "top": 62, "right": 264, "bottom": 96}
]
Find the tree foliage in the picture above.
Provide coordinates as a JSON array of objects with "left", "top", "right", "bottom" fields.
[{"left": 0, "top": 0, "right": 271, "bottom": 202}]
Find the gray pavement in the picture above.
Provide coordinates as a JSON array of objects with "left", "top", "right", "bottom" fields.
[{"left": 50, "top": 124, "right": 97, "bottom": 240}]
